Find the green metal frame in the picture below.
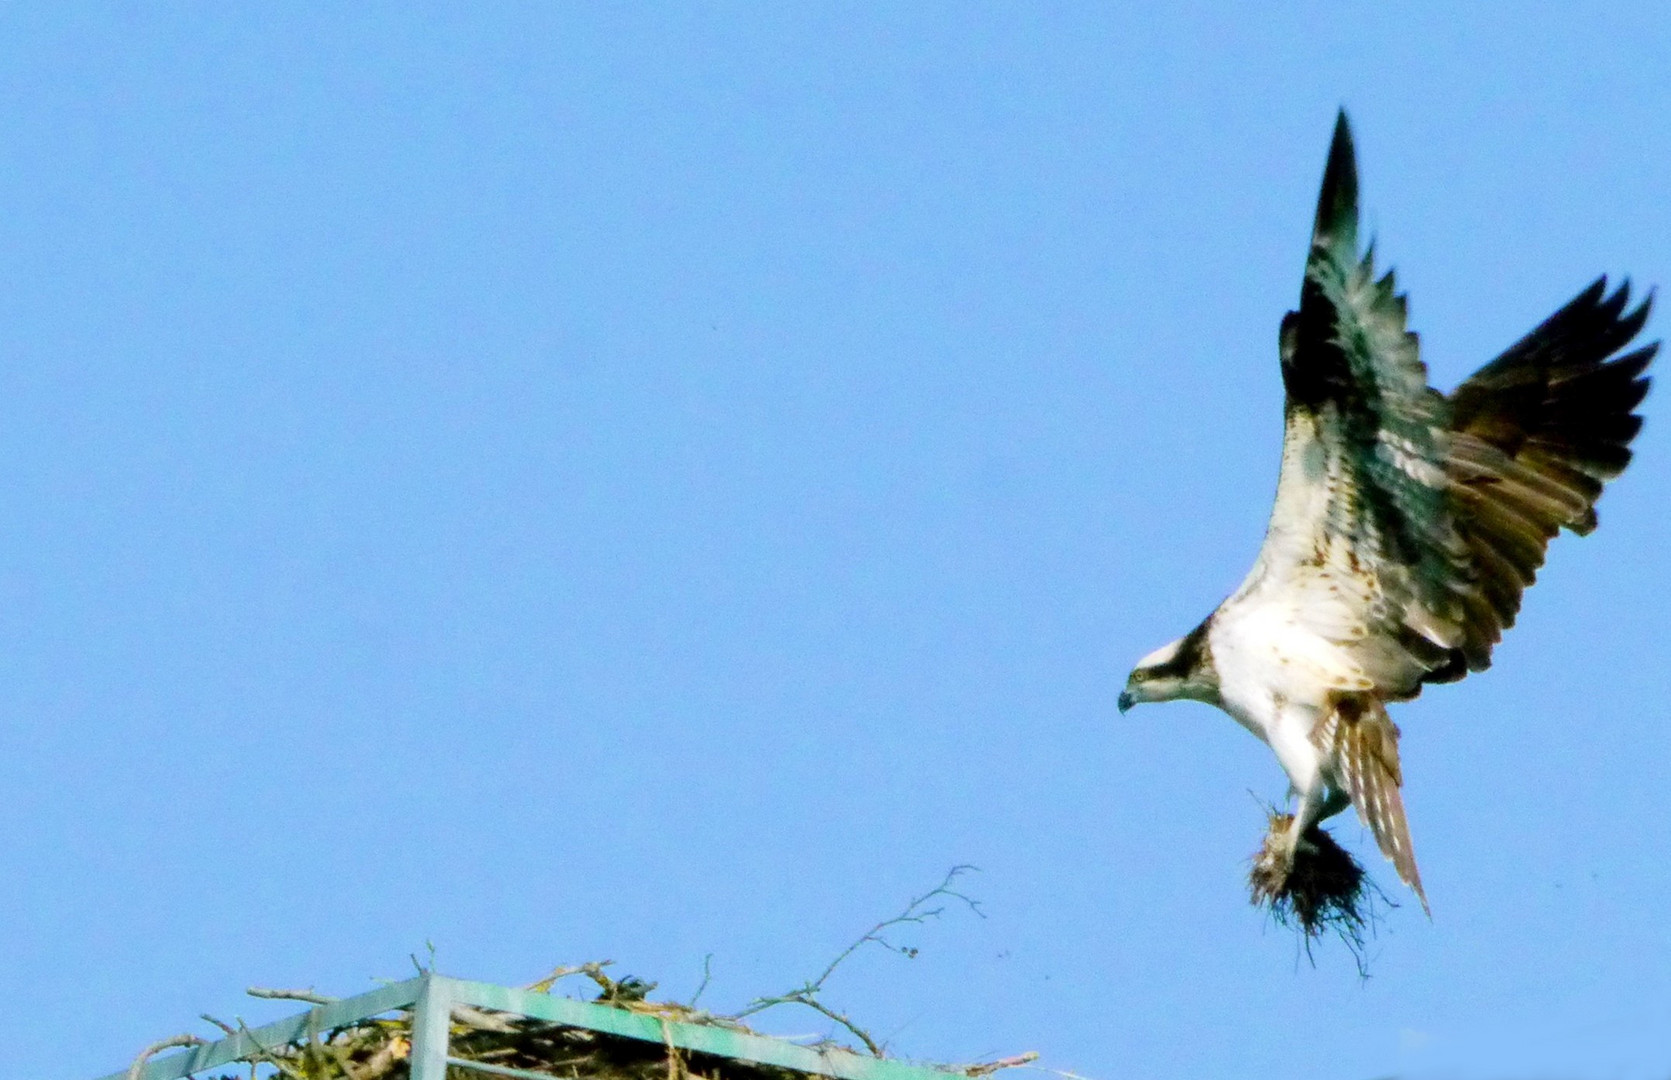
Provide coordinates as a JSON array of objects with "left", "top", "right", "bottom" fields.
[{"left": 97, "top": 974, "right": 968, "bottom": 1080}]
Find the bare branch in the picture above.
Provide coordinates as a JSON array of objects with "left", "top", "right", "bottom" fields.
[
  {"left": 730, "top": 866, "right": 982, "bottom": 1056},
  {"left": 246, "top": 987, "right": 337, "bottom": 1005},
  {"left": 741, "top": 992, "right": 884, "bottom": 1057},
  {"left": 523, "top": 964, "right": 589, "bottom": 993},
  {"left": 128, "top": 1034, "right": 206, "bottom": 1080},
  {"left": 451, "top": 1003, "right": 519, "bottom": 1033},
  {"left": 409, "top": 941, "right": 438, "bottom": 978},
  {"left": 581, "top": 961, "right": 619, "bottom": 994},
  {"left": 232, "top": 1018, "right": 308, "bottom": 1080},
  {"left": 807, "top": 865, "right": 982, "bottom": 991},
  {"left": 686, "top": 954, "right": 715, "bottom": 1007},
  {"left": 199, "top": 1014, "right": 237, "bottom": 1036},
  {"left": 965, "top": 1052, "right": 1041, "bottom": 1075}
]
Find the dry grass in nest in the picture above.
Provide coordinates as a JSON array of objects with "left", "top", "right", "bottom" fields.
[{"left": 1249, "top": 813, "right": 1388, "bottom": 971}]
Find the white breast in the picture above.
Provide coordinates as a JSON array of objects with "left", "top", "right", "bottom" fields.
[{"left": 1207, "top": 594, "right": 1360, "bottom": 794}]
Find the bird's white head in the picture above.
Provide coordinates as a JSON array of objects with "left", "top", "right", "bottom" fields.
[{"left": 1118, "top": 621, "right": 1218, "bottom": 713}]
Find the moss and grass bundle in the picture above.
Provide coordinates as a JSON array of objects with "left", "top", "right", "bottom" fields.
[{"left": 1248, "top": 812, "right": 1390, "bottom": 972}]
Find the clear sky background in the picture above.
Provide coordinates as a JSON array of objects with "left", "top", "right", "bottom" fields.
[{"left": 2, "top": 6, "right": 1669, "bottom": 1079}]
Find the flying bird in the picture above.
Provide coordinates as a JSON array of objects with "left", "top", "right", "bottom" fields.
[{"left": 1117, "top": 111, "right": 1655, "bottom": 910}]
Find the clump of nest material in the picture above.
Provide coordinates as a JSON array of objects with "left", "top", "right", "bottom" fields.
[
  {"left": 172, "top": 962, "right": 1031, "bottom": 1080},
  {"left": 1249, "top": 812, "right": 1389, "bottom": 969},
  {"left": 187, "top": 964, "right": 800, "bottom": 1080}
]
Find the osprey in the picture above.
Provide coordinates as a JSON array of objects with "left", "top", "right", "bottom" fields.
[{"left": 1118, "top": 112, "right": 1655, "bottom": 910}]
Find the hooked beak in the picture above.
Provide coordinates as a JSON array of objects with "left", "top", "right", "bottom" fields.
[{"left": 1117, "top": 689, "right": 1135, "bottom": 714}]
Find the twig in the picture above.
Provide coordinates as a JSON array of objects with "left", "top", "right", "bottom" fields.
[
  {"left": 247, "top": 987, "right": 337, "bottom": 1005},
  {"left": 732, "top": 866, "right": 983, "bottom": 1055},
  {"left": 524, "top": 964, "right": 589, "bottom": 993},
  {"left": 783, "top": 995, "right": 883, "bottom": 1057},
  {"left": 578, "top": 961, "right": 660, "bottom": 1004},
  {"left": 411, "top": 940, "right": 439, "bottom": 977},
  {"left": 966, "top": 1052, "right": 1040, "bottom": 1076},
  {"left": 686, "top": 954, "right": 714, "bottom": 1007},
  {"left": 452, "top": 1003, "right": 519, "bottom": 1033},
  {"left": 810, "top": 865, "right": 983, "bottom": 990},
  {"left": 580, "top": 961, "right": 619, "bottom": 994},
  {"left": 127, "top": 1034, "right": 206, "bottom": 1080},
  {"left": 199, "top": 1014, "right": 237, "bottom": 1036},
  {"left": 739, "top": 865, "right": 982, "bottom": 1018},
  {"left": 234, "top": 1018, "right": 308, "bottom": 1080}
]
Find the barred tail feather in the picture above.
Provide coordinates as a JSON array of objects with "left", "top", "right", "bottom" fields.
[{"left": 1335, "top": 699, "right": 1429, "bottom": 913}]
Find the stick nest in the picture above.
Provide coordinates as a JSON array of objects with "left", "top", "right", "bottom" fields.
[
  {"left": 157, "top": 961, "right": 1031, "bottom": 1080},
  {"left": 182, "top": 969, "right": 764, "bottom": 1080},
  {"left": 205, "top": 1001, "right": 787, "bottom": 1080},
  {"left": 132, "top": 870, "right": 1030, "bottom": 1080}
]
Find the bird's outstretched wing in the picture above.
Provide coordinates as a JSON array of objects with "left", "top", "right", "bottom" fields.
[
  {"left": 1235, "top": 111, "right": 1655, "bottom": 699},
  {"left": 1441, "top": 278, "right": 1655, "bottom": 675},
  {"left": 1232, "top": 111, "right": 1473, "bottom": 699}
]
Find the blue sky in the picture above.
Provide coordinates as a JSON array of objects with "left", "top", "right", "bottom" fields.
[{"left": 2, "top": 5, "right": 1669, "bottom": 1079}]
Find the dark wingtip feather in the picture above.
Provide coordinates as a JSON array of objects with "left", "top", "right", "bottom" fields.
[
  {"left": 1313, "top": 109, "right": 1359, "bottom": 253},
  {"left": 1438, "top": 272, "right": 1657, "bottom": 674},
  {"left": 1617, "top": 279, "right": 1655, "bottom": 347}
]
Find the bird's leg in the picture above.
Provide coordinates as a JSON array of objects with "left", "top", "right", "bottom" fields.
[
  {"left": 1251, "top": 777, "right": 1328, "bottom": 903},
  {"left": 1251, "top": 704, "right": 1341, "bottom": 903},
  {"left": 1283, "top": 779, "right": 1330, "bottom": 862},
  {"left": 1315, "top": 787, "right": 1351, "bottom": 823}
]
